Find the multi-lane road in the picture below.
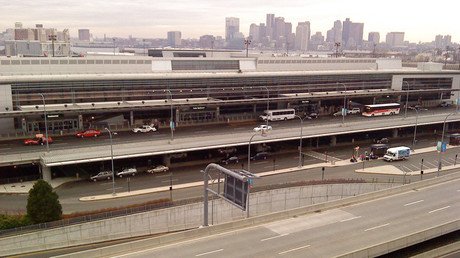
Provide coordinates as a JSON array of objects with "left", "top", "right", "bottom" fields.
[
  {"left": 107, "top": 175, "right": 460, "bottom": 257},
  {"left": 0, "top": 107, "right": 458, "bottom": 167}
]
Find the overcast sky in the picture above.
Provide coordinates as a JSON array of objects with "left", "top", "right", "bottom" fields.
[{"left": 0, "top": 0, "right": 458, "bottom": 43}]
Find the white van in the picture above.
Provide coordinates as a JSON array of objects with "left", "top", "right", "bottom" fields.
[{"left": 383, "top": 146, "right": 410, "bottom": 161}]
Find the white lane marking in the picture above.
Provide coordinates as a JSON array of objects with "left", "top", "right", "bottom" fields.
[
  {"left": 401, "top": 165, "right": 413, "bottom": 172},
  {"left": 409, "top": 164, "right": 419, "bottom": 170},
  {"left": 260, "top": 233, "right": 289, "bottom": 242},
  {"left": 196, "top": 131, "right": 209, "bottom": 133},
  {"left": 442, "top": 159, "right": 452, "bottom": 165},
  {"left": 404, "top": 200, "right": 424, "bottom": 206},
  {"left": 340, "top": 216, "right": 361, "bottom": 222},
  {"left": 155, "top": 174, "right": 172, "bottom": 178},
  {"left": 195, "top": 248, "right": 224, "bottom": 257},
  {"left": 364, "top": 223, "right": 390, "bottom": 232},
  {"left": 105, "top": 187, "right": 123, "bottom": 191},
  {"left": 264, "top": 165, "right": 279, "bottom": 169},
  {"left": 162, "top": 179, "right": 179, "bottom": 183},
  {"left": 254, "top": 161, "right": 269, "bottom": 164},
  {"left": 428, "top": 206, "right": 450, "bottom": 214},
  {"left": 278, "top": 244, "right": 311, "bottom": 255},
  {"left": 53, "top": 143, "right": 68, "bottom": 146},
  {"left": 424, "top": 161, "right": 436, "bottom": 167},
  {"left": 0, "top": 148, "right": 12, "bottom": 151}
]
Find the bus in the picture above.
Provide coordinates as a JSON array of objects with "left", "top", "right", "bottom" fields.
[
  {"left": 362, "top": 103, "right": 401, "bottom": 117},
  {"left": 260, "top": 109, "right": 296, "bottom": 121}
]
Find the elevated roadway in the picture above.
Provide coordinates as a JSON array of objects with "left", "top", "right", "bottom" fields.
[{"left": 1, "top": 109, "right": 460, "bottom": 167}]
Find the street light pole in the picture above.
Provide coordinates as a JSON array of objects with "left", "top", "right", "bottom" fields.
[
  {"left": 412, "top": 108, "right": 419, "bottom": 149},
  {"left": 294, "top": 115, "right": 304, "bottom": 167},
  {"left": 38, "top": 93, "right": 49, "bottom": 152},
  {"left": 248, "top": 132, "right": 267, "bottom": 172},
  {"left": 403, "top": 81, "right": 410, "bottom": 119},
  {"left": 437, "top": 112, "right": 456, "bottom": 176},
  {"left": 262, "top": 86, "right": 269, "bottom": 127},
  {"left": 244, "top": 39, "right": 251, "bottom": 58},
  {"left": 337, "top": 82, "right": 347, "bottom": 126},
  {"left": 165, "top": 90, "right": 174, "bottom": 142},
  {"left": 105, "top": 128, "right": 116, "bottom": 196}
]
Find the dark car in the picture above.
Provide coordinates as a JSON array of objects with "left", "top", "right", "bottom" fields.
[
  {"left": 221, "top": 156, "right": 239, "bottom": 165},
  {"left": 375, "top": 137, "right": 389, "bottom": 144},
  {"left": 250, "top": 152, "right": 269, "bottom": 161},
  {"left": 90, "top": 171, "right": 113, "bottom": 182},
  {"left": 305, "top": 112, "right": 318, "bottom": 119}
]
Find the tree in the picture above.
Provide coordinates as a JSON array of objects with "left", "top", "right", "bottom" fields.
[{"left": 26, "top": 179, "right": 62, "bottom": 224}]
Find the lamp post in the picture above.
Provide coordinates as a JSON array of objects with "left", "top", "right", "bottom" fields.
[
  {"left": 112, "top": 38, "right": 116, "bottom": 55},
  {"left": 247, "top": 131, "right": 267, "bottom": 173},
  {"left": 244, "top": 38, "right": 251, "bottom": 58},
  {"left": 105, "top": 128, "right": 117, "bottom": 196},
  {"left": 294, "top": 115, "right": 304, "bottom": 167},
  {"left": 262, "top": 86, "right": 269, "bottom": 126},
  {"left": 437, "top": 112, "right": 456, "bottom": 176},
  {"left": 165, "top": 90, "right": 174, "bottom": 142},
  {"left": 412, "top": 108, "right": 419, "bottom": 149},
  {"left": 403, "top": 81, "right": 410, "bottom": 118},
  {"left": 48, "top": 34, "right": 57, "bottom": 57},
  {"left": 38, "top": 93, "right": 49, "bottom": 152},
  {"left": 337, "top": 82, "right": 347, "bottom": 126}
]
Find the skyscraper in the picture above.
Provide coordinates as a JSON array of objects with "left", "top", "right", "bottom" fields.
[
  {"left": 249, "top": 23, "right": 260, "bottom": 42},
  {"left": 326, "top": 20, "right": 342, "bottom": 43},
  {"left": 266, "top": 14, "right": 275, "bottom": 38},
  {"left": 295, "top": 21, "right": 311, "bottom": 51},
  {"left": 342, "top": 18, "right": 364, "bottom": 48},
  {"left": 225, "top": 17, "right": 240, "bottom": 41},
  {"left": 78, "top": 29, "right": 90, "bottom": 41},
  {"left": 274, "top": 17, "right": 285, "bottom": 41},
  {"left": 386, "top": 32, "right": 404, "bottom": 47},
  {"left": 167, "top": 31, "right": 182, "bottom": 47},
  {"left": 368, "top": 32, "right": 380, "bottom": 45}
]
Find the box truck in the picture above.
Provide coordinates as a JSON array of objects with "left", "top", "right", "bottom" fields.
[{"left": 383, "top": 146, "right": 410, "bottom": 161}]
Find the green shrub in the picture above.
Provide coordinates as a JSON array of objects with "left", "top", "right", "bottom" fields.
[
  {"left": 0, "top": 214, "right": 31, "bottom": 230},
  {"left": 26, "top": 180, "right": 62, "bottom": 224}
]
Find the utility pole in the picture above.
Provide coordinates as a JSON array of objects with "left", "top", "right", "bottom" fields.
[
  {"left": 373, "top": 43, "right": 377, "bottom": 58},
  {"left": 244, "top": 38, "right": 251, "bottom": 58},
  {"left": 334, "top": 42, "right": 341, "bottom": 58}
]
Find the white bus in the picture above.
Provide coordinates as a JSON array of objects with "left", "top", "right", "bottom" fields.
[
  {"left": 362, "top": 103, "right": 401, "bottom": 117},
  {"left": 260, "top": 109, "right": 296, "bottom": 121}
]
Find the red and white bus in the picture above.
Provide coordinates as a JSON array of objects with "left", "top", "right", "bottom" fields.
[{"left": 362, "top": 103, "right": 401, "bottom": 117}]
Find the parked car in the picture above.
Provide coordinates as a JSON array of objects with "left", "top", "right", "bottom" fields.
[
  {"left": 116, "top": 168, "right": 137, "bottom": 177},
  {"left": 439, "top": 102, "right": 451, "bottom": 107},
  {"left": 132, "top": 125, "right": 157, "bottom": 133},
  {"left": 90, "top": 171, "right": 113, "bottom": 181},
  {"left": 23, "top": 135, "right": 53, "bottom": 145},
  {"left": 221, "top": 156, "right": 239, "bottom": 165},
  {"left": 147, "top": 165, "right": 169, "bottom": 173},
  {"left": 375, "top": 137, "right": 389, "bottom": 144},
  {"left": 170, "top": 152, "right": 187, "bottom": 159},
  {"left": 305, "top": 112, "right": 318, "bottom": 119},
  {"left": 347, "top": 108, "right": 361, "bottom": 114},
  {"left": 76, "top": 129, "right": 101, "bottom": 138},
  {"left": 333, "top": 110, "right": 344, "bottom": 117},
  {"left": 250, "top": 152, "right": 269, "bottom": 161},
  {"left": 253, "top": 125, "right": 272, "bottom": 132}
]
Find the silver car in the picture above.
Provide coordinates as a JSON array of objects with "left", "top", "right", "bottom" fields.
[
  {"left": 147, "top": 165, "right": 169, "bottom": 173},
  {"left": 90, "top": 171, "right": 113, "bottom": 181},
  {"left": 116, "top": 168, "right": 137, "bottom": 177}
]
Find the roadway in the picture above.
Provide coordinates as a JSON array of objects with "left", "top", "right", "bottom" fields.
[
  {"left": 0, "top": 107, "right": 458, "bottom": 166},
  {"left": 109, "top": 176, "right": 460, "bottom": 257},
  {"left": 1, "top": 135, "right": 459, "bottom": 214}
]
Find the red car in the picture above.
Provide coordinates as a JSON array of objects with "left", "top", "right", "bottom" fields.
[
  {"left": 24, "top": 136, "right": 53, "bottom": 145},
  {"left": 76, "top": 129, "right": 102, "bottom": 138}
]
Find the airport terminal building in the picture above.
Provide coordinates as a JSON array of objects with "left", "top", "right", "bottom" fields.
[{"left": 0, "top": 53, "right": 459, "bottom": 136}]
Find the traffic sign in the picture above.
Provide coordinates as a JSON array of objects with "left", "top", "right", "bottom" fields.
[{"left": 437, "top": 141, "right": 447, "bottom": 152}]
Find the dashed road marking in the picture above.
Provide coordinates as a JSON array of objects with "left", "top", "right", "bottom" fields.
[
  {"left": 404, "top": 200, "right": 424, "bottom": 206},
  {"left": 340, "top": 216, "right": 361, "bottom": 222},
  {"left": 195, "top": 249, "right": 223, "bottom": 257},
  {"left": 260, "top": 233, "right": 289, "bottom": 242},
  {"left": 364, "top": 223, "right": 390, "bottom": 232},
  {"left": 278, "top": 245, "right": 311, "bottom": 255},
  {"left": 428, "top": 206, "right": 450, "bottom": 214}
]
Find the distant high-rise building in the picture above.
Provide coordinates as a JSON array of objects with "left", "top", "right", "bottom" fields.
[
  {"left": 368, "top": 32, "right": 380, "bottom": 45},
  {"left": 435, "top": 35, "right": 452, "bottom": 49},
  {"left": 78, "top": 29, "right": 90, "bottom": 41},
  {"left": 310, "top": 31, "right": 324, "bottom": 50},
  {"left": 225, "top": 17, "right": 240, "bottom": 41},
  {"left": 386, "top": 32, "right": 404, "bottom": 47},
  {"left": 249, "top": 23, "right": 260, "bottom": 42},
  {"left": 14, "top": 22, "right": 22, "bottom": 29},
  {"left": 326, "top": 20, "right": 342, "bottom": 43},
  {"left": 274, "top": 17, "right": 285, "bottom": 41},
  {"left": 342, "top": 18, "right": 364, "bottom": 48},
  {"left": 295, "top": 21, "right": 311, "bottom": 51},
  {"left": 167, "top": 31, "right": 182, "bottom": 47},
  {"left": 266, "top": 14, "right": 275, "bottom": 38},
  {"left": 199, "top": 35, "right": 215, "bottom": 49}
]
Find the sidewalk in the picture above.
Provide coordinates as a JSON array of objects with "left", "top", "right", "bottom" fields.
[{"left": 0, "top": 177, "right": 77, "bottom": 194}]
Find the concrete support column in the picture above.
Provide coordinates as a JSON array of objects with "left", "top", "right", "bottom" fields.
[
  {"left": 330, "top": 135, "right": 337, "bottom": 147},
  {"left": 216, "top": 106, "right": 220, "bottom": 118},
  {"left": 373, "top": 97, "right": 376, "bottom": 104},
  {"left": 78, "top": 115, "right": 83, "bottom": 130},
  {"left": 41, "top": 164, "right": 52, "bottom": 182},
  {"left": 163, "top": 155, "right": 171, "bottom": 167},
  {"left": 397, "top": 95, "right": 402, "bottom": 103},
  {"left": 130, "top": 111, "right": 134, "bottom": 126},
  {"left": 253, "top": 104, "right": 257, "bottom": 113},
  {"left": 21, "top": 117, "right": 27, "bottom": 132},
  {"left": 392, "top": 128, "right": 398, "bottom": 138},
  {"left": 316, "top": 137, "right": 319, "bottom": 148}
]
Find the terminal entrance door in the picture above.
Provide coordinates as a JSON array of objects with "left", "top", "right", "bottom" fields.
[{"left": 27, "top": 119, "right": 78, "bottom": 133}]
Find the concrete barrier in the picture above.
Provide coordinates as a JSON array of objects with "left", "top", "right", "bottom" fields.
[{"left": 49, "top": 172, "right": 460, "bottom": 258}]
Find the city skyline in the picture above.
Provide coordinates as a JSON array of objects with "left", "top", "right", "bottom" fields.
[{"left": 0, "top": 0, "right": 458, "bottom": 43}]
